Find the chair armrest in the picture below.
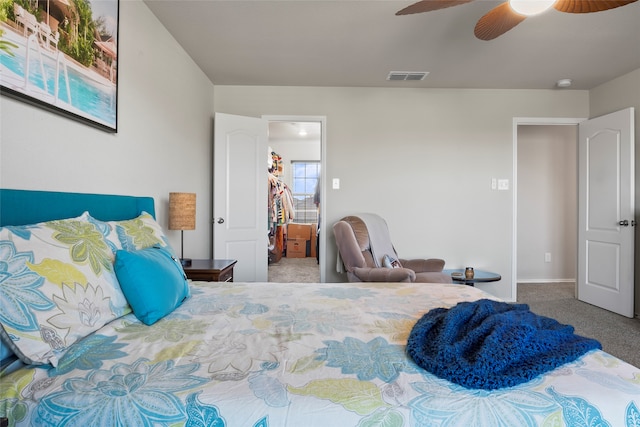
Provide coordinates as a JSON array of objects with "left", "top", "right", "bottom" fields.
[
  {"left": 399, "top": 258, "right": 445, "bottom": 273},
  {"left": 353, "top": 267, "right": 416, "bottom": 282}
]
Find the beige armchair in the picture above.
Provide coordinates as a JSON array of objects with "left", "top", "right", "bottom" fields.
[{"left": 333, "top": 214, "right": 451, "bottom": 283}]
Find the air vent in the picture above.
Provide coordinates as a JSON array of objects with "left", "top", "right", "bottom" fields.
[{"left": 387, "top": 71, "right": 429, "bottom": 81}]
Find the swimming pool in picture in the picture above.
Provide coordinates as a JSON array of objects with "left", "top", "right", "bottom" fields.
[{"left": 0, "top": 30, "right": 116, "bottom": 130}]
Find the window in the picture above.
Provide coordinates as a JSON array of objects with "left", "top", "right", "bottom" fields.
[{"left": 291, "top": 161, "right": 320, "bottom": 224}]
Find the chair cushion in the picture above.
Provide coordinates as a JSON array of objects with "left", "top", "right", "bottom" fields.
[{"left": 414, "top": 271, "right": 453, "bottom": 283}]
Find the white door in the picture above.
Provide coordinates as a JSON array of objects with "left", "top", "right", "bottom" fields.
[
  {"left": 213, "top": 113, "right": 268, "bottom": 282},
  {"left": 578, "top": 108, "right": 635, "bottom": 317}
]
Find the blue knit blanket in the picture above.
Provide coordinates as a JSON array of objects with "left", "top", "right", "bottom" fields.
[{"left": 406, "top": 299, "right": 601, "bottom": 390}]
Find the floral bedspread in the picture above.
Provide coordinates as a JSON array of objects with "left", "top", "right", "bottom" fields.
[{"left": 2, "top": 281, "right": 639, "bottom": 427}]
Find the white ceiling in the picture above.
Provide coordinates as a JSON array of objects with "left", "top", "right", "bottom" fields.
[
  {"left": 269, "top": 121, "right": 322, "bottom": 141},
  {"left": 144, "top": 0, "right": 640, "bottom": 90}
]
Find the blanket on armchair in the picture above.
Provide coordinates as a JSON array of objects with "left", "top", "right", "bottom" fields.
[
  {"left": 406, "top": 299, "right": 602, "bottom": 390},
  {"left": 357, "top": 213, "right": 397, "bottom": 267}
]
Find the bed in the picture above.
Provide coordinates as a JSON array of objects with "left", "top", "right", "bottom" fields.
[{"left": 1, "top": 189, "right": 639, "bottom": 427}]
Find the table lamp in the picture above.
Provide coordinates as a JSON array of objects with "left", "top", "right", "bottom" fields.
[{"left": 169, "top": 192, "right": 196, "bottom": 266}]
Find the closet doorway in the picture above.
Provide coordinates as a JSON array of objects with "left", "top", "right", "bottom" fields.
[
  {"left": 516, "top": 124, "right": 578, "bottom": 285},
  {"left": 265, "top": 116, "right": 325, "bottom": 283},
  {"left": 513, "top": 117, "right": 583, "bottom": 301}
]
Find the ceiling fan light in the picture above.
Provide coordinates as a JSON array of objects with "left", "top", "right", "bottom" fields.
[{"left": 509, "top": 0, "right": 556, "bottom": 16}]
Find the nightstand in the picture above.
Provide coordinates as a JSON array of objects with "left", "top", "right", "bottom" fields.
[{"left": 182, "top": 259, "right": 237, "bottom": 282}]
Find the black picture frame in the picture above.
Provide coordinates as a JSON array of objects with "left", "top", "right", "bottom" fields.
[{"left": 0, "top": 0, "right": 119, "bottom": 133}]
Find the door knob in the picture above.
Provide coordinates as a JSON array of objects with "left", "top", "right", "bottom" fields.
[
  {"left": 215, "top": 217, "right": 225, "bottom": 224},
  {"left": 618, "top": 220, "right": 629, "bottom": 226}
]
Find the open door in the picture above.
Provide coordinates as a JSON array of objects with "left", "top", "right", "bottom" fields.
[
  {"left": 577, "top": 108, "right": 635, "bottom": 317},
  {"left": 213, "top": 113, "right": 268, "bottom": 282}
]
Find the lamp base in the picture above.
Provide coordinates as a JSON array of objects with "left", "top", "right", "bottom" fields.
[{"left": 180, "top": 258, "right": 192, "bottom": 267}]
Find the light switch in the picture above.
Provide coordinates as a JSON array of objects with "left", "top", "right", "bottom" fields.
[
  {"left": 498, "top": 179, "right": 509, "bottom": 190},
  {"left": 332, "top": 178, "right": 340, "bottom": 189}
]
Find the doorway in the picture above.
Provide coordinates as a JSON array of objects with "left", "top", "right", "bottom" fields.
[
  {"left": 517, "top": 124, "right": 578, "bottom": 284},
  {"left": 264, "top": 116, "right": 326, "bottom": 283},
  {"left": 512, "top": 117, "right": 584, "bottom": 301},
  {"left": 513, "top": 112, "right": 635, "bottom": 317}
]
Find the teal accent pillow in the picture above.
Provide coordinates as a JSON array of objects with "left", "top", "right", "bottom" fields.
[{"left": 114, "top": 246, "right": 190, "bottom": 326}]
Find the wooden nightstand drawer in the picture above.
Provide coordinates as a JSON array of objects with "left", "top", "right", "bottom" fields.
[
  {"left": 183, "top": 259, "right": 237, "bottom": 282},
  {"left": 216, "top": 268, "right": 234, "bottom": 282}
]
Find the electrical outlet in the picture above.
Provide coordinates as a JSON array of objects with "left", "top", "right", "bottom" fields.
[
  {"left": 545, "top": 252, "right": 551, "bottom": 263},
  {"left": 491, "top": 178, "right": 497, "bottom": 190}
]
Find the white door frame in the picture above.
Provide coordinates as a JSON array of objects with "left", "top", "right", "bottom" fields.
[
  {"left": 263, "top": 115, "right": 327, "bottom": 282},
  {"left": 512, "top": 117, "right": 586, "bottom": 301}
]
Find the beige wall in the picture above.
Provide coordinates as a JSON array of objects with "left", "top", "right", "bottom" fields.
[
  {"left": 589, "top": 68, "right": 640, "bottom": 317},
  {"left": 517, "top": 125, "right": 577, "bottom": 282},
  {"left": 0, "top": 0, "right": 216, "bottom": 259},
  {"left": 2, "top": 0, "right": 634, "bottom": 306},
  {"left": 214, "top": 86, "right": 589, "bottom": 300}
]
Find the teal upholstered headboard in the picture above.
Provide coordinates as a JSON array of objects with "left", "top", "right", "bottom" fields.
[{"left": 0, "top": 189, "right": 156, "bottom": 226}]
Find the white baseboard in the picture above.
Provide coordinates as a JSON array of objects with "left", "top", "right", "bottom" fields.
[{"left": 517, "top": 279, "right": 576, "bottom": 284}]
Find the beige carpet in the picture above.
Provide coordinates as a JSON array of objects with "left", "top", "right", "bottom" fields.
[
  {"left": 268, "top": 256, "right": 320, "bottom": 283},
  {"left": 517, "top": 282, "right": 640, "bottom": 368}
]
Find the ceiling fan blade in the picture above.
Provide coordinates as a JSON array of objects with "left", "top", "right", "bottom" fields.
[
  {"left": 554, "top": 0, "right": 638, "bottom": 13},
  {"left": 396, "top": 0, "right": 475, "bottom": 16},
  {"left": 474, "top": 2, "right": 527, "bottom": 40}
]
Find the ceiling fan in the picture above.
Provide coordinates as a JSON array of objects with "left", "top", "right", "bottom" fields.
[{"left": 396, "top": 0, "right": 638, "bottom": 40}]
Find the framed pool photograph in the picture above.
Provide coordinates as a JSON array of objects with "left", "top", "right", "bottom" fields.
[{"left": 0, "top": 0, "right": 119, "bottom": 133}]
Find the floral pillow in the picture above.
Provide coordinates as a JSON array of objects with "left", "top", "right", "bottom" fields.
[
  {"left": 0, "top": 213, "right": 131, "bottom": 366},
  {"left": 88, "top": 212, "right": 175, "bottom": 257}
]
